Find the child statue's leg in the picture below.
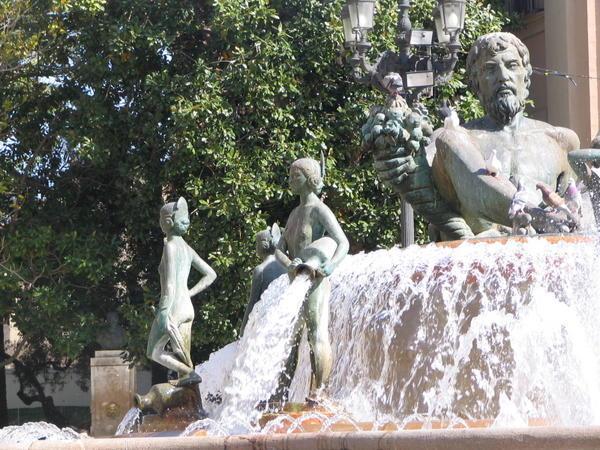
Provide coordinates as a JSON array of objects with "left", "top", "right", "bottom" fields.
[{"left": 146, "top": 319, "right": 194, "bottom": 378}]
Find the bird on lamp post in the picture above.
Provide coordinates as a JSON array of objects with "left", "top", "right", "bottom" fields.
[{"left": 342, "top": 0, "right": 467, "bottom": 247}]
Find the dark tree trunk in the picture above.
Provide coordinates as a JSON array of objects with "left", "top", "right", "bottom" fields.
[
  {"left": 0, "top": 352, "right": 66, "bottom": 427},
  {"left": 0, "top": 322, "right": 8, "bottom": 427}
]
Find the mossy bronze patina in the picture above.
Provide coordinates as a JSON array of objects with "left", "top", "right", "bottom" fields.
[
  {"left": 138, "top": 197, "right": 217, "bottom": 420},
  {"left": 368, "top": 33, "right": 584, "bottom": 240},
  {"left": 146, "top": 197, "right": 217, "bottom": 386},
  {"left": 274, "top": 158, "right": 349, "bottom": 396}
]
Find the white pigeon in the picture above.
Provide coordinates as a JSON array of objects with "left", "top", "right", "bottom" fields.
[
  {"left": 485, "top": 149, "right": 502, "bottom": 177},
  {"left": 443, "top": 108, "right": 460, "bottom": 131},
  {"left": 508, "top": 182, "right": 532, "bottom": 235},
  {"left": 509, "top": 182, "right": 528, "bottom": 218}
]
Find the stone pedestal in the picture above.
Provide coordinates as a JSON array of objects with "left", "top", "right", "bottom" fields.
[{"left": 90, "top": 350, "right": 136, "bottom": 437}]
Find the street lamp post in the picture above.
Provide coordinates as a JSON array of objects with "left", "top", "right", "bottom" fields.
[{"left": 342, "top": 0, "right": 466, "bottom": 247}]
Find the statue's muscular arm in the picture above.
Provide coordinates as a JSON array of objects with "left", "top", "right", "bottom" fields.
[{"left": 432, "top": 128, "right": 518, "bottom": 228}]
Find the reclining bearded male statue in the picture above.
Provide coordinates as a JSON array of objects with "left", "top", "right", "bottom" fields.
[{"left": 366, "top": 32, "right": 582, "bottom": 240}]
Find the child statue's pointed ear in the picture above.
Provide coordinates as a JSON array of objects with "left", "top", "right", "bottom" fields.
[
  {"left": 271, "top": 223, "right": 281, "bottom": 244},
  {"left": 176, "top": 197, "right": 188, "bottom": 214}
]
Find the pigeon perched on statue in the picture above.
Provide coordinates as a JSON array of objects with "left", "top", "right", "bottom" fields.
[
  {"left": 485, "top": 149, "right": 502, "bottom": 177},
  {"left": 564, "top": 178, "right": 583, "bottom": 217},
  {"left": 382, "top": 72, "right": 404, "bottom": 98},
  {"left": 508, "top": 182, "right": 533, "bottom": 235},
  {"left": 443, "top": 107, "right": 461, "bottom": 132},
  {"left": 536, "top": 181, "right": 565, "bottom": 209}
]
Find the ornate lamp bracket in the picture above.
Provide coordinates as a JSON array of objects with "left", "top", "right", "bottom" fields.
[{"left": 342, "top": 0, "right": 466, "bottom": 101}]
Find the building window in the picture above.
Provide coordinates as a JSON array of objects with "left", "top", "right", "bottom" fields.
[{"left": 504, "top": 0, "right": 544, "bottom": 14}]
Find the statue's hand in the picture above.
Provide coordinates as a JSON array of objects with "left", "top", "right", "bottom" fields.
[
  {"left": 373, "top": 155, "right": 417, "bottom": 192},
  {"left": 288, "top": 257, "right": 302, "bottom": 274},
  {"left": 318, "top": 260, "right": 334, "bottom": 277}
]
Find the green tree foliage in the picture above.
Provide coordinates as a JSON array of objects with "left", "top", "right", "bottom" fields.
[{"left": 0, "top": 0, "right": 510, "bottom": 421}]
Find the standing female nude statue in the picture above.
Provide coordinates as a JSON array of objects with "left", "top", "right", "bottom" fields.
[
  {"left": 146, "top": 197, "right": 217, "bottom": 386},
  {"left": 275, "top": 158, "right": 349, "bottom": 395}
]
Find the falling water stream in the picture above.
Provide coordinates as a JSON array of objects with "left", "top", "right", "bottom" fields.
[
  {"left": 182, "top": 273, "right": 313, "bottom": 435},
  {"left": 215, "top": 273, "right": 312, "bottom": 432},
  {"left": 115, "top": 407, "right": 141, "bottom": 436}
]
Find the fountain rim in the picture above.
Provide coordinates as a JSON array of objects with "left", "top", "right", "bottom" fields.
[
  {"left": 13, "top": 426, "right": 600, "bottom": 450},
  {"left": 433, "top": 233, "right": 596, "bottom": 249}
]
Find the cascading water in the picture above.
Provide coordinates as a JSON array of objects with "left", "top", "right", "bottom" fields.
[
  {"left": 115, "top": 407, "right": 141, "bottom": 436},
  {"left": 323, "top": 237, "right": 600, "bottom": 426},
  {"left": 200, "top": 273, "right": 313, "bottom": 434},
  {"left": 0, "top": 422, "right": 85, "bottom": 444},
  {"left": 189, "top": 235, "right": 600, "bottom": 435}
]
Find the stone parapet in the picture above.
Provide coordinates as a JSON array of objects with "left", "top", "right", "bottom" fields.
[{"left": 6, "top": 427, "right": 600, "bottom": 450}]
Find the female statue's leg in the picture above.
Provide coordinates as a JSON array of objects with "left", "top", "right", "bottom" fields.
[{"left": 305, "top": 277, "right": 332, "bottom": 391}]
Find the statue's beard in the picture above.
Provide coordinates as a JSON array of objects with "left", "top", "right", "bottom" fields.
[{"left": 485, "top": 92, "right": 525, "bottom": 126}]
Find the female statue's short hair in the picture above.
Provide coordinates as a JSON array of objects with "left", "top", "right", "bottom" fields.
[{"left": 291, "top": 158, "right": 324, "bottom": 195}]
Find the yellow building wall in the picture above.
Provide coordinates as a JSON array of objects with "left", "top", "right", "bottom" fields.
[
  {"left": 544, "top": 0, "right": 600, "bottom": 146},
  {"left": 514, "top": 1, "right": 600, "bottom": 146}
]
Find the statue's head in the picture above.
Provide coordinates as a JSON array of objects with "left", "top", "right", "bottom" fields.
[
  {"left": 255, "top": 223, "right": 281, "bottom": 258},
  {"left": 160, "top": 197, "right": 190, "bottom": 236},
  {"left": 289, "top": 158, "right": 324, "bottom": 195},
  {"left": 467, "top": 32, "right": 532, "bottom": 125}
]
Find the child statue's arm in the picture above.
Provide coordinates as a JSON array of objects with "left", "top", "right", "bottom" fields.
[{"left": 188, "top": 248, "right": 217, "bottom": 298}]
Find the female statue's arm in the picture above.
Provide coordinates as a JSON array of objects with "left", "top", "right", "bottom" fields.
[
  {"left": 188, "top": 248, "right": 217, "bottom": 298},
  {"left": 274, "top": 235, "right": 292, "bottom": 267},
  {"left": 317, "top": 204, "right": 349, "bottom": 276}
]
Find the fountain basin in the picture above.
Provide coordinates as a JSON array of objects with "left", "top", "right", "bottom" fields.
[{"left": 107, "top": 233, "right": 600, "bottom": 441}]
